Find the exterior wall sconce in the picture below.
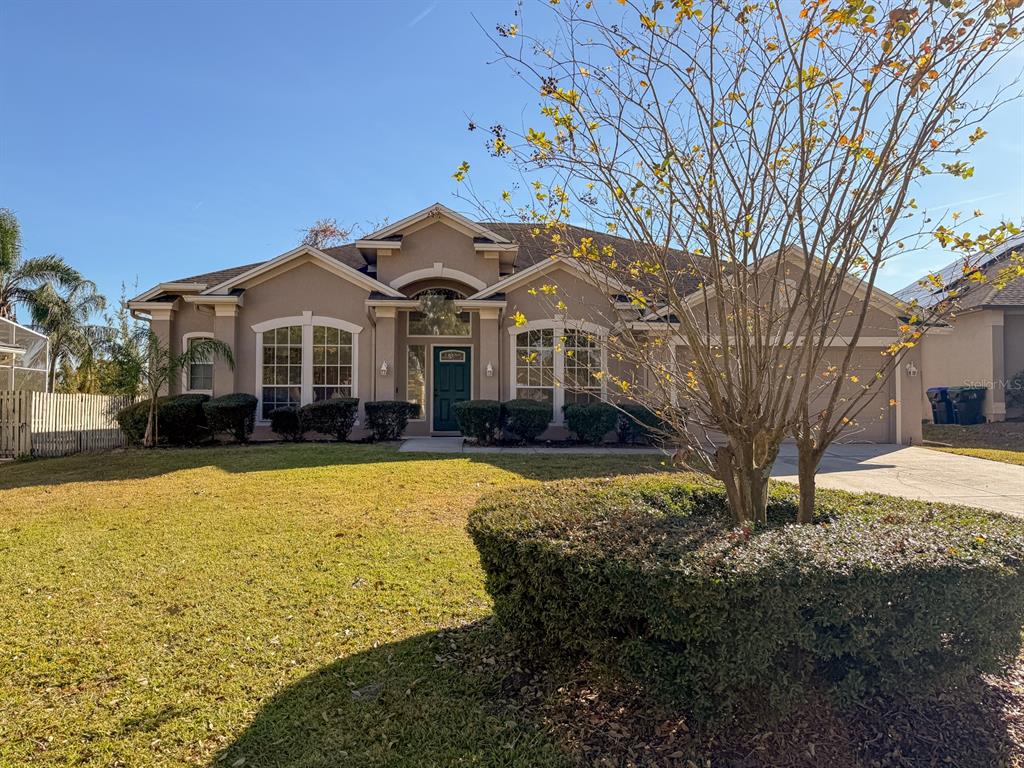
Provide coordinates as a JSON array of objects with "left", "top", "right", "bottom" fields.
[
  {"left": 905, "top": 361, "right": 918, "bottom": 377},
  {"left": 485, "top": 362, "right": 494, "bottom": 377},
  {"left": 380, "top": 361, "right": 390, "bottom": 376}
]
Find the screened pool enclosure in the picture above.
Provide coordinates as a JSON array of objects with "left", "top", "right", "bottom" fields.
[{"left": 0, "top": 317, "right": 48, "bottom": 392}]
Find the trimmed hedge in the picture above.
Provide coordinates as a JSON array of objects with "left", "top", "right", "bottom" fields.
[
  {"left": 454, "top": 400, "right": 504, "bottom": 444},
  {"left": 563, "top": 402, "right": 618, "bottom": 444},
  {"left": 301, "top": 397, "right": 359, "bottom": 442},
  {"left": 203, "top": 393, "right": 257, "bottom": 443},
  {"left": 503, "top": 399, "right": 552, "bottom": 443},
  {"left": 616, "top": 402, "right": 664, "bottom": 444},
  {"left": 116, "top": 394, "right": 210, "bottom": 445},
  {"left": 468, "top": 476, "right": 1024, "bottom": 719},
  {"left": 364, "top": 401, "right": 420, "bottom": 441},
  {"left": 269, "top": 406, "right": 306, "bottom": 442}
]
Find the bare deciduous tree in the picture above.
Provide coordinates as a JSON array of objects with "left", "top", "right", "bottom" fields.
[
  {"left": 460, "top": 0, "right": 1023, "bottom": 525},
  {"left": 300, "top": 218, "right": 351, "bottom": 250}
]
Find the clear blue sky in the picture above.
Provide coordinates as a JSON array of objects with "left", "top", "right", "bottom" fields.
[{"left": 2, "top": 0, "right": 1022, "bottom": 310}]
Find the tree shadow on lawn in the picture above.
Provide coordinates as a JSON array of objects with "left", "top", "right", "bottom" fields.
[
  {"left": 215, "top": 618, "right": 1023, "bottom": 768},
  {"left": 0, "top": 442, "right": 671, "bottom": 491}
]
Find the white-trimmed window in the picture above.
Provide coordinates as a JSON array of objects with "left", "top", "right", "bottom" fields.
[
  {"left": 563, "top": 330, "right": 602, "bottom": 405},
  {"left": 252, "top": 314, "right": 361, "bottom": 421},
  {"left": 261, "top": 326, "right": 302, "bottom": 418},
  {"left": 312, "top": 325, "right": 353, "bottom": 402},
  {"left": 183, "top": 333, "right": 214, "bottom": 394},
  {"left": 510, "top": 320, "right": 607, "bottom": 422},
  {"left": 514, "top": 328, "right": 555, "bottom": 404}
]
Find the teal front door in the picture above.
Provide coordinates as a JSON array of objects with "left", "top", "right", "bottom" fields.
[{"left": 433, "top": 347, "right": 471, "bottom": 431}]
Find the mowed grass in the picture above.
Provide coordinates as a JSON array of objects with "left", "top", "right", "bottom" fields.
[
  {"left": 0, "top": 443, "right": 666, "bottom": 767},
  {"left": 924, "top": 421, "right": 1024, "bottom": 466}
]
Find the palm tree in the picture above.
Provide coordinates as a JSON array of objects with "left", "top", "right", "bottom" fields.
[
  {"left": 109, "top": 328, "right": 233, "bottom": 446},
  {"left": 28, "top": 278, "right": 107, "bottom": 391},
  {"left": 0, "top": 208, "right": 83, "bottom": 321}
]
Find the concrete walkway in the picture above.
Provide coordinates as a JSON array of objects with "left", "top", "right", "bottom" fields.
[
  {"left": 398, "top": 436, "right": 668, "bottom": 455},
  {"left": 771, "top": 444, "right": 1024, "bottom": 517}
]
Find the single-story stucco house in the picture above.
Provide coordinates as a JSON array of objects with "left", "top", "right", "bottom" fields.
[
  {"left": 128, "top": 203, "right": 925, "bottom": 443},
  {"left": 899, "top": 233, "right": 1024, "bottom": 423}
]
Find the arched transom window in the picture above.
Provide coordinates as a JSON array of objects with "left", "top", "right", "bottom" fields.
[
  {"left": 510, "top": 320, "right": 607, "bottom": 423},
  {"left": 252, "top": 314, "right": 361, "bottom": 420}
]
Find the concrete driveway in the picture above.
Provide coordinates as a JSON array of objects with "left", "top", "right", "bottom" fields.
[{"left": 771, "top": 444, "right": 1024, "bottom": 517}]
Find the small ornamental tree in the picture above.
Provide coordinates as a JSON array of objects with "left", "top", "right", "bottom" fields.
[
  {"left": 459, "top": 0, "right": 1023, "bottom": 525},
  {"left": 108, "top": 329, "right": 234, "bottom": 447}
]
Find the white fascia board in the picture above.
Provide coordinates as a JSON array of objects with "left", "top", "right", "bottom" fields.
[{"left": 131, "top": 282, "right": 207, "bottom": 302}]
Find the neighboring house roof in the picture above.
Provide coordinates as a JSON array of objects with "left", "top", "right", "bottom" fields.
[{"left": 895, "top": 233, "right": 1024, "bottom": 310}]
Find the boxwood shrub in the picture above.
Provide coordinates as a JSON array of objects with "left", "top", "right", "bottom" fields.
[
  {"left": 116, "top": 394, "right": 210, "bottom": 445},
  {"left": 563, "top": 402, "right": 618, "bottom": 444},
  {"left": 203, "top": 393, "right": 257, "bottom": 443},
  {"left": 468, "top": 476, "right": 1024, "bottom": 720},
  {"left": 364, "top": 401, "right": 420, "bottom": 441},
  {"left": 616, "top": 402, "right": 664, "bottom": 444},
  {"left": 269, "top": 406, "right": 306, "bottom": 442},
  {"left": 502, "top": 399, "right": 552, "bottom": 443},
  {"left": 453, "top": 400, "right": 504, "bottom": 444},
  {"left": 301, "top": 397, "right": 359, "bottom": 442}
]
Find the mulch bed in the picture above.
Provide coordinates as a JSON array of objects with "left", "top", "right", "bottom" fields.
[{"left": 444, "top": 621, "right": 1024, "bottom": 768}]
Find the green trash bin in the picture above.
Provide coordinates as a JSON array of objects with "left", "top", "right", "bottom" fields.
[{"left": 946, "top": 386, "right": 987, "bottom": 425}]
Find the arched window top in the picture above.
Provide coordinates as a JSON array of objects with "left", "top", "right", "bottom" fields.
[
  {"left": 410, "top": 287, "right": 466, "bottom": 300},
  {"left": 251, "top": 314, "right": 363, "bottom": 334}
]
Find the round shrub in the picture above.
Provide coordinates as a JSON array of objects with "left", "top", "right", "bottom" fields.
[
  {"left": 203, "top": 393, "right": 257, "bottom": 443},
  {"left": 468, "top": 476, "right": 1024, "bottom": 720},
  {"left": 300, "top": 397, "right": 359, "bottom": 442},
  {"left": 502, "top": 399, "right": 552, "bottom": 443},
  {"left": 616, "top": 402, "right": 665, "bottom": 444},
  {"left": 563, "top": 402, "right": 618, "bottom": 444},
  {"left": 453, "top": 400, "right": 504, "bottom": 444},
  {"left": 116, "top": 394, "right": 210, "bottom": 446},
  {"left": 269, "top": 406, "right": 306, "bottom": 442},
  {"left": 116, "top": 399, "right": 151, "bottom": 445},
  {"left": 364, "top": 401, "right": 420, "bottom": 441}
]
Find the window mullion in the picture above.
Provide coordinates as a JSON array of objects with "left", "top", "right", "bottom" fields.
[
  {"left": 301, "top": 324, "right": 313, "bottom": 405},
  {"left": 553, "top": 323, "right": 566, "bottom": 425}
]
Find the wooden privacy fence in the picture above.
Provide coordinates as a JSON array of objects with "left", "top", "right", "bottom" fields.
[{"left": 0, "top": 392, "right": 137, "bottom": 459}]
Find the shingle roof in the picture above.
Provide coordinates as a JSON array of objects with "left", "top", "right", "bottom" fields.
[
  {"left": 896, "top": 234, "right": 1024, "bottom": 309},
  {"left": 170, "top": 245, "right": 370, "bottom": 288},
  {"left": 479, "top": 221, "right": 705, "bottom": 294},
  {"left": 162, "top": 222, "right": 703, "bottom": 296}
]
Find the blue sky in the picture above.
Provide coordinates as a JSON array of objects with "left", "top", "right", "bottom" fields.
[{"left": 2, "top": 0, "right": 1022, "bottom": 311}]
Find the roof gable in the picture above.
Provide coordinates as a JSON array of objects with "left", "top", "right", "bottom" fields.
[
  {"left": 362, "top": 203, "right": 513, "bottom": 244},
  {"left": 203, "top": 245, "right": 403, "bottom": 297},
  {"left": 468, "top": 256, "right": 629, "bottom": 299}
]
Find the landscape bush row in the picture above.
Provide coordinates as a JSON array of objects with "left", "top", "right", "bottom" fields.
[
  {"left": 269, "top": 400, "right": 419, "bottom": 442},
  {"left": 453, "top": 399, "right": 662, "bottom": 445},
  {"left": 468, "top": 475, "right": 1024, "bottom": 719},
  {"left": 117, "top": 394, "right": 421, "bottom": 445},
  {"left": 117, "top": 393, "right": 258, "bottom": 446}
]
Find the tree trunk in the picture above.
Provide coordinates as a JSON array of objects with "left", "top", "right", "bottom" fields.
[
  {"left": 144, "top": 401, "right": 158, "bottom": 448},
  {"left": 715, "top": 439, "right": 773, "bottom": 526},
  {"left": 796, "top": 443, "right": 820, "bottom": 524}
]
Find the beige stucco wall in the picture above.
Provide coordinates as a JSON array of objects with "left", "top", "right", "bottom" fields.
[
  {"left": 920, "top": 308, "right": 1007, "bottom": 421},
  {"left": 233, "top": 261, "right": 374, "bottom": 416},
  {"left": 376, "top": 222, "right": 501, "bottom": 290}
]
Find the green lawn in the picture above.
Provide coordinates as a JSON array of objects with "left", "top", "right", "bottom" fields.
[
  {"left": 0, "top": 444, "right": 665, "bottom": 767},
  {"left": 924, "top": 421, "right": 1024, "bottom": 466}
]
